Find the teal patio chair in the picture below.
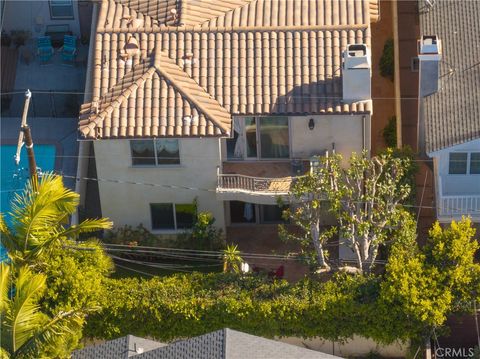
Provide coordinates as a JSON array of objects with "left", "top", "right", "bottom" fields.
[
  {"left": 61, "top": 35, "right": 77, "bottom": 63},
  {"left": 36, "top": 36, "right": 54, "bottom": 63}
]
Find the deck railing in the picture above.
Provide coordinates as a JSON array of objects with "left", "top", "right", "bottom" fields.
[
  {"left": 217, "top": 173, "right": 296, "bottom": 194},
  {"left": 438, "top": 195, "right": 480, "bottom": 220}
]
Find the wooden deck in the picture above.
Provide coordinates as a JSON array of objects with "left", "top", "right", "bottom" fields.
[{"left": 1, "top": 47, "right": 18, "bottom": 98}]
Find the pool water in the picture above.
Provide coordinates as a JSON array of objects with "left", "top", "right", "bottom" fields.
[{"left": 0, "top": 144, "right": 56, "bottom": 261}]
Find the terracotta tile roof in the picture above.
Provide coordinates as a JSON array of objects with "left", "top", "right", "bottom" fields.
[{"left": 80, "top": 0, "right": 375, "bottom": 139}]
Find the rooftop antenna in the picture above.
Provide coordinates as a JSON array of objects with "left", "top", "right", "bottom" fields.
[{"left": 15, "top": 89, "right": 38, "bottom": 187}]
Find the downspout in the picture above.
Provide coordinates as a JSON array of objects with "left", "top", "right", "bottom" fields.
[
  {"left": 72, "top": 2, "right": 98, "bottom": 224},
  {"left": 362, "top": 115, "right": 367, "bottom": 151},
  {"left": 392, "top": 0, "right": 402, "bottom": 148}
]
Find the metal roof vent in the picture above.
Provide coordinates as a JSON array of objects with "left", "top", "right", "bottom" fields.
[{"left": 342, "top": 44, "right": 371, "bottom": 102}]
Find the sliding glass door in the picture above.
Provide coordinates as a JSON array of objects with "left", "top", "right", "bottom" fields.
[{"left": 227, "top": 116, "right": 289, "bottom": 160}]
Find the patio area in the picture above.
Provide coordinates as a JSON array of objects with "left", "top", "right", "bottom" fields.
[{"left": 1, "top": 38, "right": 87, "bottom": 118}]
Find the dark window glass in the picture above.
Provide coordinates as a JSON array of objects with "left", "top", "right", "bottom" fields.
[
  {"left": 471, "top": 153, "right": 480, "bottom": 174},
  {"left": 226, "top": 129, "right": 240, "bottom": 160},
  {"left": 150, "top": 204, "right": 174, "bottom": 230},
  {"left": 175, "top": 204, "right": 195, "bottom": 229},
  {"left": 131, "top": 140, "right": 155, "bottom": 166},
  {"left": 449, "top": 153, "right": 468, "bottom": 174},
  {"left": 259, "top": 117, "right": 289, "bottom": 158},
  {"left": 50, "top": 0, "right": 74, "bottom": 18},
  {"left": 245, "top": 117, "right": 257, "bottom": 158},
  {"left": 260, "top": 205, "right": 285, "bottom": 224},
  {"left": 230, "top": 201, "right": 256, "bottom": 223},
  {"left": 156, "top": 139, "right": 180, "bottom": 165}
]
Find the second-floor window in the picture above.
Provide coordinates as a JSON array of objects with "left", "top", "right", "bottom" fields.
[
  {"left": 227, "top": 117, "right": 290, "bottom": 160},
  {"left": 448, "top": 152, "right": 480, "bottom": 175},
  {"left": 130, "top": 139, "right": 180, "bottom": 166},
  {"left": 49, "top": 0, "right": 74, "bottom": 19}
]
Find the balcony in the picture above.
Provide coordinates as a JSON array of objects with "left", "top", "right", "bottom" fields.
[
  {"left": 436, "top": 176, "right": 480, "bottom": 222},
  {"left": 437, "top": 196, "right": 480, "bottom": 223},
  {"left": 216, "top": 160, "right": 308, "bottom": 204}
]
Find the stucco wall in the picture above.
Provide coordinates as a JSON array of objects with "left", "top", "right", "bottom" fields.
[
  {"left": 93, "top": 138, "right": 225, "bottom": 232},
  {"left": 290, "top": 114, "right": 370, "bottom": 159},
  {"left": 2, "top": 0, "right": 80, "bottom": 37},
  {"left": 430, "top": 139, "right": 480, "bottom": 196}
]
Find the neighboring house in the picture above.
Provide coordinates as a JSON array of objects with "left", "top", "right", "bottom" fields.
[
  {"left": 1, "top": 0, "right": 92, "bottom": 42},
  {"left": 417, "top": 1, "right": 480, "bottom": 223},
  {"left": 72, "top": 328, "right": 343, "bottom": 359},
  {"left": 77, "top": 0, "right": 379, "bottom": 241}
]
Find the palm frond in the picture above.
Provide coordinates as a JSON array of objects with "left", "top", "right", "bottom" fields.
[
  {"left": 4, "top": 266, "right": 47, "bottom": 353},
  {"left": 14, "top": 309, "right": 84, "bottom": 359},
  {"left": 58, "top": 218, "right": 113, "bottom": 240},
  {"left": 0, "top": 263, "right": 11, "bottom": 312},
  {"left": 9, "top": 174, "right": 79, "bottom": 251}
]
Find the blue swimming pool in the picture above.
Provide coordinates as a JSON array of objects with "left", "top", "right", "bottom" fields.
[{"left": 0, "top": 144, "right": 56, "bottom": 261}]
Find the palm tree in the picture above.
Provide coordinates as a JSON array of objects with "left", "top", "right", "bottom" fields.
[
  {"left": 222, "top": 244, "right": 243, "bottom": 273},
  {"left": 0, "top": 173, "right": 112, "bottom": 265},
  {"left": 0, "top": 263, "right": 83, "bottom": 358}
]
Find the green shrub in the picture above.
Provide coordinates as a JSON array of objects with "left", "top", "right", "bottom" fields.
[
  {"left": 382, "top": 116, "right": 397, "bottom": 148},
  {"left": 379, "top": 38, "right": 394, "bottom": 81}
]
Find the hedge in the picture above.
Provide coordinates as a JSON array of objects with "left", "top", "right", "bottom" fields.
[{"left": 84, "top": 273, "right": 419, "bottom": 344}]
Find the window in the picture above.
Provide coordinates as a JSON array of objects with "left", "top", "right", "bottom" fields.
[
  {"left": 226, "top": 117, "right": 289, "bottom": 160},
  {"left": 448, "top": 152, "right": 480, "bottom": 175},
  {"left": 130, "top": 139, "right": 180, "bottom": 166},
  {"left": 150, "top": 203, "right": 195, "bottom": 230},
  {"left": 449, "top": 153, "right": 468, "bottom": 174},
  {"left": 229, "top": 202, "right": 286, "bottom": 224},
  {"left": 260, "top": 205, "right": 285, "bottom": 224},
  {"left": 470, "top": 153, "right": 480, "bottom": 174},
  {"left": 49, "top": 0, "right": 74, "bottom": 19},
  {"left": 230, "top": 201, "right": 256, "bottom": 223}
]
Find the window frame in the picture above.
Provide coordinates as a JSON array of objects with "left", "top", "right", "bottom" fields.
[
  {"left": 448, "top": 152, "right": 468, "bottom": 175},
  {"left": 130, "top": 139, "right": 181, "bottom": 167},
  {"left": 228, "top": 202, "right": 287, "bottom": 225},
  {"left": 49, "top": 0, "right": 74, "bottom": 20},
  {"left": 150, "top": 203, "right": 196, "bottom": 231},
  {"left": 448, "top": 152, "right": 480, "bottom": 175},
  {"left": 227, "top": 116, "right": 291, "bottom": 161}
]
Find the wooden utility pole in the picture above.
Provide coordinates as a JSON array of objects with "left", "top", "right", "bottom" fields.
[{"left": 15, "top": 89, "right": 38, "bottom": 186}]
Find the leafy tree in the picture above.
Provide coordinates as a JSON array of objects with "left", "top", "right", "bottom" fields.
[
  {"left": 281, "top": 150, "right": 413, "bottom": 273},
  {"left": 381, "top": 217, "right": 480, "bottom": 341},
  {"left": 0, "top": 264, "right": 83, "bottom": 358},
  {"left": 0, "top": 174, "right": 113, "bottom": 356},
  {"left": 0, "top": 173, "right": 112, "bottom": 265}
]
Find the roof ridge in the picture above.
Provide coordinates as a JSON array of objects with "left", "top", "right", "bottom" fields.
[
  {"left": 152, "top": 49, "right": 231, "bottom": 135},
  {"left": 79, "top": 61, "right": 156, "bottom": 137},
  {"left": 179, "top": 0, "right": 253, "bottom": 27}
]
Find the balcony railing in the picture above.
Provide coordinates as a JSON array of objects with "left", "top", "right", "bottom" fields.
[
  {"left": 436, "top": 176, "right": 480, "bottom": 222},
  {"left": 438, "top": 195, "right": 480, "bottom": 221},
  {"left": 217, "top": 173, "right": 296, "bottom": 195}
]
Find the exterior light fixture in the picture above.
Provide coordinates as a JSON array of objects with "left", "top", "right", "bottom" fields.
[{"left": 308, "top": 118, "right": 315, "bottom": 130}]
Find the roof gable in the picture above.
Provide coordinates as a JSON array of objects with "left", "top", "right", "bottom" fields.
[{"left": 82, "top": 0, "right": 375, "bottom": 139}]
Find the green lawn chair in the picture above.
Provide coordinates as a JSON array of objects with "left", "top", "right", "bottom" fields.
[
  {"left": 37, "top": 36, "right": 54, "bottom": 63},
  {"left": 61, "top": 35, "right": 77, "bottom": 63}
]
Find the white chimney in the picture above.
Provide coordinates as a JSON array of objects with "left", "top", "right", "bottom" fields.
[
  {"left": 342, "top": 44, "right": 371, "bottom": 102},
  {"left": 418, "top": 35, "right": 442, "bottom": 96}
]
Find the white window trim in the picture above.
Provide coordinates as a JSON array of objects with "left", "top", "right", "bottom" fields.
[
  {"left": 448, "top": 152, "right": 480, "bottom": 176},
  {"left": 130, "top": 139, "right": 181, "bottom": 167}
]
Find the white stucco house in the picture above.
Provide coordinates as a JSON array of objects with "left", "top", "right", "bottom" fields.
[
  {"left": 75, "top": 0, "right": 380, "bottom": 243},
  {"left": 417, "top": 1, "right": 480, "bottom": 223}
]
